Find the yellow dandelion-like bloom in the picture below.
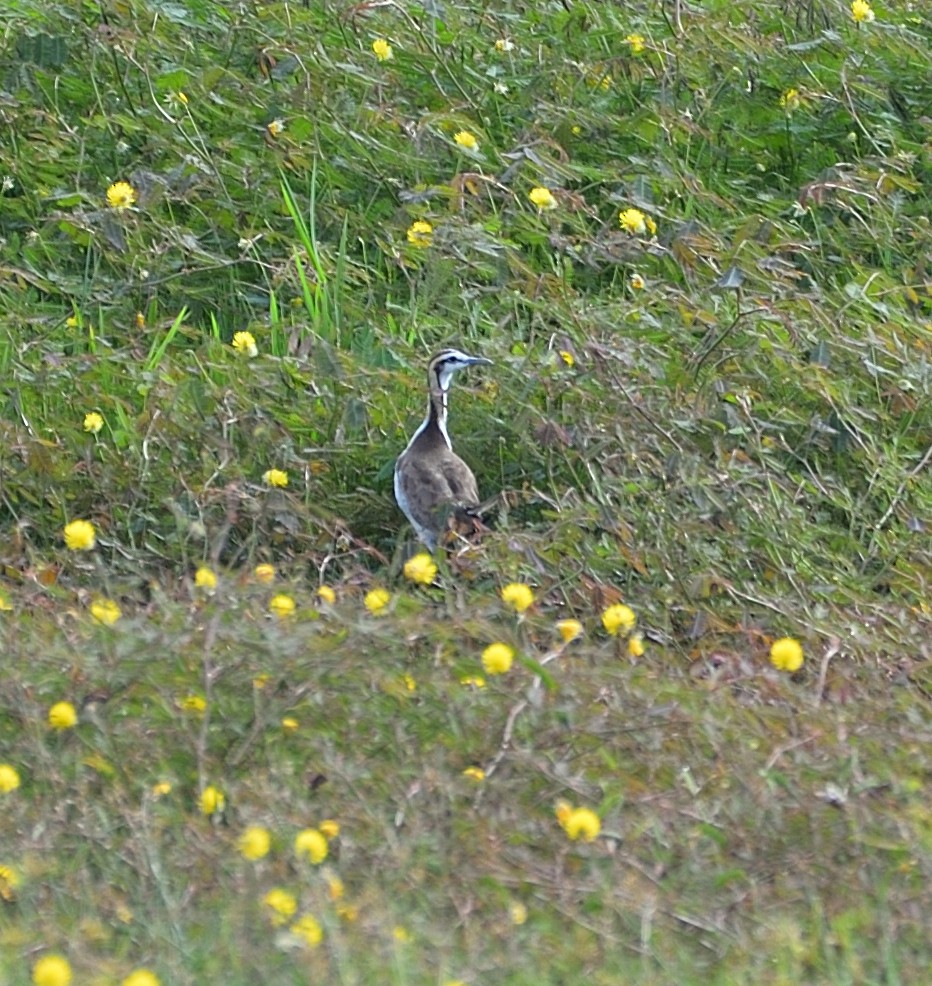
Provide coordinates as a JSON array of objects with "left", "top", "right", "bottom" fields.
[
  {"left": 152, "top": 781, "right": 172, "bottom": 797},
  {"left": 851, "top": 0, "right": 875, "bottom": 21},
  {"left": 372, "top": 38, "right": 393, "bottom": 61},
  {"left": 630, "top": 272, "right": 646, "bottom": 290},
  {"left": 400, "top": 673, "right": 417, "bottom": 692},
  {"left": 295, "top": 828, "right": 328, "bottom": 864},
  {"left": 559, "top": 350, "right": 575, "bottom": 367},
  {"left": 562, "top": 806, "right": 601, "bottom": 842},
  {"left": 646, "top": 215, "right": 657, "bottom": 235},
  {"left": 281, "top": 716, "right": 299, "bottom": 731},
  {"left": 556, "top": 619, "right": 583, "bottom": 642},
  {"left": 238, "top": 825, "right": 271, "bottom": 861},
  {"left": 254, "top": 563, "right": 275, "bottom": 583},
  {"left": 364, "top": 587, "right": 391, "bottom": 614},
  {"left": 625, "top": 33, "right": 646, "bottom": 54},
  {"left": 453, "top": 130, "right": 478, "bottom": 150},
  {"left": 106, "top": 181, "right": 136, "bottom": 209},
  {"left": 48, "top": 701, "right": 77, "bottom": 730},
  {"left": 193, "top": 567, "right": 217, "bottom": 591},
  {"left": 319, "top": 819, "right": 340, "bottom": 840},
  {"left": 443, "top": 981, "right": 467, "bottom": 986},
  {"left": 460, "top": 674, "right": 486, "bottom": 688},
  {"left": 263, "top": 887, "right": 297, "bottom": 925},
  {"left": 392, "top": 925, "right": 411, "bottom": 943},
  {"left": 90, "top": 598, "right": 121, "bottom": 626},
  {"left": 406, "top": 220, "right": 433, "bottom": 247},
  {"left": 326, "top": 872, "right": 344, "bottom": 900},
  {"left": 494, "top": 38, "right": 514, "bottom": 52},
  {"left": 619, "top": 208, "right": 647, "bottom": 235},
  {"left": 602, "top": 603, "right": 636, "bottom": 636},
  {"left": 269, "top": 593, "right": 296, "bottom": 618},
  {"left": 627, "top": 632, "right": 645, "bottom": 658},
  {"left": 509, "top": 901, "right": 528, "bottom": 925},
  {"left": 66, "top": 315, "right": 79, "bottom": 328},
  {"left": 122, "top": 969, "right": 161, "bottom": 986},
  {"left": 253, "top": 674, "right": 270, "bottom": 690},
  {"left": 403, "top": 552, "right": 438, "bottom": 586},
  {"left": 178, "top": 694, "right": 206, "bottom": 713},
  {"left": 481, "top": 642, "right": 514, "bottom": 676},
  {"left": 770, "top": 637, "right": 804, "bottom": 672},
  {"left": 317, "top": 585, "right": 336, "bottom": 604},
  {"left": 135, "top": 311, "right": 146, "bottom": 328},
  {"left": 529, "top": 186, "right": 557, "bottom": 210},
  {"left": 83, "top": 412, "right": 104, "bottom": 434},
  {"left": 267, "top": 118, "right": 285, "bottom": 136},
  {"left": 0, "top": 763, "right": 21, "bottom": 793},
  {"left": 291, "top": 913, "right": 323, "bottom": 948},
  {"left": 463, "top": 766, "right": 485, "bottom": 782},
  {"left": 0, "top": 862, "right": 21, "bottom": 897},
  {"left": 231, "top": 330, "right": 258, "bottom": 357},
  {"left": 32, "top": 955, "right": 72, "bottom": 986},
  {"left": 263, "top": 468, "right": 288, "bottom": 487},
  {"left": 200, "top": 785, "right": 225, "bottom": 816},
  {"left": 63, "top": 519, "right": 96, "bottom": 551},
  {"left": 501, "top": 582, "right": 534, "bottom": 613},
  {"left": 780, "top": 88, "right": 802, "bottom": 112}
]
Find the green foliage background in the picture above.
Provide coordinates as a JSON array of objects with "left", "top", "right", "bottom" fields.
[{"left": 1, "top": 0, "right": 930, "bottom": 982}]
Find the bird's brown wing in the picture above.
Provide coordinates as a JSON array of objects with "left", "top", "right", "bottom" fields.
[{"left": 397, "top": 450, "right": 480, "bottom": 533}]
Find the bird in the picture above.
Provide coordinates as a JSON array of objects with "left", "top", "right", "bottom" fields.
[{"left": 394, "top": 348, "right": 493, "bottom": 551}]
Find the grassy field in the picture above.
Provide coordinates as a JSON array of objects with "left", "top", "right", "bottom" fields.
[{"left": 1, "top": 0, "right": 931, "bottom": 982}]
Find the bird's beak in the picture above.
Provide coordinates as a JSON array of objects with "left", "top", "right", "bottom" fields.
[{"left": 467, "top": 356, "right": 493, "bottom": 366}]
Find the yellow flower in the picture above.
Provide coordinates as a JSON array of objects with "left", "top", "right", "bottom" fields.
[
  {"left": 179, "top": 694, "right": 206, "bottom": 713},
  {"left": 372, "top": 38, "right": 393, "bottom": 61},
  {"left": 294, "top": 828, "right": 328, "bottom": 864},
  {"left": 0, "top": 862, "right": 21, "bottom": 899},
  {"left": 627, "top": 633, "right": 645, "bottom": 658},
  {"left": 629, "top": 272, "right": 646, "bottom": 290},
  {"left": 392, "top": 925, "right": 411, "bottom": 943},
  {"left": 291, "top": 913, "right": 323, "bottom": 947},
  {"left": 90, "top": 598, "right": 121, "bottom": 626},
  {"left": 269, "top": 593, "right": 296, "bottom": 618},
  {"left": 66, "top": 315, "right": 79, "bottom": 328},
  {"left": 770, "top": 637, "right": 804, "bottom": 672},
  {"left": 263, "top": 887, "right": 297, "bottom": 925},
  {"left": 554, "top": 799, "right": 573, "bottom": 825},
  {"left": 194, "top": 566, "right": 217, "bottom": 590},
  {"left": 48, "top": 701, "right": 78, "bottom": 730},
  {"left": 625, "top": 33, "right": 646, "bottom": 54},
  {"left": 646, "top": 216, "right": 657, "bottom": 235},
  {"left": 494, "top": 38, "right": 514, "bottom": 52},
  {"left": 562, "top": 806, "right": 601, "bottom": 842},
  {"left": 460, "top": 674, "right": 486, "bottom": 688},
  {"left": 780, "top": 88, "right": 802, "bottom": 112},
  {"left": 253, "top": 674, "right": 270, "bottom": 690},
  {"left": 0, "top": 763, "right": 21, "bottom": 793},
  {"left": 152, "top": 781, "right": 172, "bottom": 797},
  {"left": 319, "top": 819, "right": 340, "bottom": 840},
  {"left": 336, "top": 902, "right": 359, "bottom": 922},
  {"left": 254, "top": 563, "right": 275, "bottom": 583},
  {"left": 317, "top": 585, "right": 336, "bottom": 604},
  {"left": 267, "top": 118, "right": 285, "bottom": 136},
  {"left": 200, "top": 785, "right": 225, "bottom": 816},
  {"left": 482, "top": 642, "right": 514, "bottom": 675},
  {"left": 135, "top": 311, "right": 146, "bottom": 328},
  {"left": 556, "top": 619, "right": 583, "bottom": 642},
  {"left": 238, "top": 825, "right": 271, "bottom": 861},
  {"left": 453, "top": 130, "right": 478, "bottom": 150},
  {"left": 122, "top": 969, "right": 161, "bottom": 986},
  {"left": 403, "top": 552, "right": 438, "bottom": 586},
  {"left": 106, "top": 181, "right": 136, "bottom": 209},
  {"left": 619, "top": 208, "right": 647, "bottom": 235},
  {"left": 501, "top": 582, "right": 534, "bottom": 613},
  {"left": 602, "top": 603, "right": 636, "bottom": 636},
  {"left": 509, "top": 901, "right": 528, "bottom": 925},
  {"left": 851, "top": 0, "right": 875, "bottom": 21},
  {"left": 231, "top": 330, "right": 258, "bottom": 357},
  {"left": 559, "top": 350, "right": 575, "bottom": 367},
  {"left": 83, "top": 412, "right": 104, "bottom": 434},
  {"left": 63, "top": 519, "right": 95, "bottom": 551},
  {"left": 32, "top": 955, "right": 72, "bottom": 986},
  {"left": 281, "top": 716, "right": 299, "bottom": 731},
  {"left": 529, "top": 186, "right": 557, "bottom": 210},
  {"left": 326, "top": 872, "right": 344, "bottom": 900},
  {"left": 263, "top": 468, "right": 288, "bottom": 487},
  {"left": 401, "top": 673, "right": 417, "bottom": 692},
  {"left": 406, "top": 220, "right": 433, "bottom": 247},
  {"left": 463, "top": 766, "right": 485, "bottom": 782},
  {"left": 364, "top": 587, "right": 391, "bottom": 614}
]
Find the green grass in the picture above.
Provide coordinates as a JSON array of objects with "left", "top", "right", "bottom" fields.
[{"left": 1, "top": 0, "right": 931, "bottom": 982}]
